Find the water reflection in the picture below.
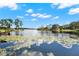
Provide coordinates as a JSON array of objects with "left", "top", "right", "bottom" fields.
[
  {"left": 10, "top": 30, "right": 79, "bottom": 40},
  {"left": 0, "top": 30, "right": 79, "bottom": 56},
  {"left": 1, "top": 42, "right": 79, "bottom": 56},
  {"left": 11, "top": 30, "right": 23, "bottom": 36}
]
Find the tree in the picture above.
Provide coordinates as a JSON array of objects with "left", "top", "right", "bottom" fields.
[
  {"left": 59, "top": 26, "right": 63, "bottom": 30},
  {"left": 5, "top": 19, "right": 13, "bottom": 28},
  {"left": 51, "top": 24, "right": 60, "bottom": 32},
  {"left": 51, "top": 24, "right": 60, "bottom": 30},
  {"left": 47, "top": 24, "right": 52, "bottom": 30},
  {"left": 0, "top": 19, "right": 6, "bottom": 27},
  {"left": 0, "top": 19, "right": 13, "bottom": 28},
  {"left": 14, "top": 18, "right": 23, "bottom": 29},
  {"left": 69, "top": 21, "right": 79, "bottom": 29}
]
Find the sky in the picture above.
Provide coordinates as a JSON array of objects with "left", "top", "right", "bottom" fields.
[{"left": 0, "top": 1, "right": 79, "bottom": 28}]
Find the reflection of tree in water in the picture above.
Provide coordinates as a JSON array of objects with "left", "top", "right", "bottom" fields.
[
  {"left": 15, "top": 31, "right": 19, "bottom": 35},
  {"left": 0, "top": 32, "right": 11, "bottom": 36},
  {"left": 40, "top": 31, "right": 51, "bottom": 36},
  {"left": 15, "top": 30, "right": 23, "bottom": 36},
  {"left": 39, "top": 30, "right": 79, "bottom": 39}
]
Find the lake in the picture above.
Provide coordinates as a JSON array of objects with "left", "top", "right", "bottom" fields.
[{"left": 0, "top": 30, "right": 79, "bottom": 56}]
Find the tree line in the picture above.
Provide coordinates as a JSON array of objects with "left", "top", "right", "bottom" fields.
[
  {"left": 37, "top": 21, "right": 79, "bottom": 33},
  {"left": 0, "top": 18, "right": 23, "bottom": 29}
]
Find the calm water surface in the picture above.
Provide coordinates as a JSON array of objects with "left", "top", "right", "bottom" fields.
[{"left": 0, "top": 30, "right": 79, "bottom": 56}]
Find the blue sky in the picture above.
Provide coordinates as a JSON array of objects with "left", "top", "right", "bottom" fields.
[{"left": 0, "top": 3, "right": 79, "bottom": 28}]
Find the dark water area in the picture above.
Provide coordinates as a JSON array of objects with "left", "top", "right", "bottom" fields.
[
  {"left": 0, "top": 42, "right": 15, "bottom": 48},
  {"left": 7, "top": 42, "right": 79, "bottom": 56},
  {"left": 28, "top": 42, "right": 79, "bottom": 56}
]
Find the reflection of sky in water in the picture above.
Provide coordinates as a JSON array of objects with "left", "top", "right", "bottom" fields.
[{"left": 0, "top": 30, "right": 79, "bottom": 56}]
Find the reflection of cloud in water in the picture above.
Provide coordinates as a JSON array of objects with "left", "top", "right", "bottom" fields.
[
  {"left": 57, "top": 42, "right": 73, "bottom": 48},
  {"left": 22, "top": 50, "right": 28, "bottom": 56},
  {"left": 36, "top": 40, "right": 44, "bottom": 46},
  {"left": 23, "top": 30, "right": 40, "bottom": 36},
  {"left": 47, "top": 52, "right": 54, "bottom": 56},
  {"left": 27, "top": 51, "right": 43, "bottom": 56},
  {"left": 47, "top": 41, "right": 53, "bottom": 44}
]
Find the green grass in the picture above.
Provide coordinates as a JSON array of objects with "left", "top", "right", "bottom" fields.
[
  {"left": 0, "top": 29, "right": 24, "bottom": 42},
  {"left": 0, "top": 28, "right": 23, "bottom": 33},
  {"left": 0, "top": 29, "right": 13, "bottom": 32},
  {"left": 0, "top": 35, "right": 24, "bottom": 42}
]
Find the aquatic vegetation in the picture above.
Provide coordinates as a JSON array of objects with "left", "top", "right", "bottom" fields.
[
  {"left": 0, "top": 35, "right": 24, "bottom": 42},
  {"left": 0, "top": 49, "right": 6, "bottom": 56}
]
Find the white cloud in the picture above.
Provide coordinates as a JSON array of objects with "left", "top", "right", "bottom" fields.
[
  {"left": 68, "top": 8, "right": 79, "bottom": 15},
  {"left": 2, "top": 0, "right": 78, "bottom": 3},
  {"left": 54, "top": 16, "right": 59, "bottom": 19},
  {"left": 58, "top": 3, "right": 77, "bottom": 9},
  {"left": 51, "top": 3, "right": 79, "bottom": 9},
  {"left": 38, "top": 14, "right": 52, "bottom": 18},
  {"left": 51, "top": 0, "right": 79, "bottom": 16},
  {"left": 31, "top": 14, "right": 37, "bottom": 17},
  {"left": 26, "top": 9, "right": 33, "bottom": 13},
  {"left": 51, "top": 0, "right": 79, "bottom": 3},
  {"left": 0, "top": 0, "right": 18, "bottom": 10},
  {"left": 51, "top": 0, "right": 79, "bottom": 9},
  {"left": 51, "top": 16, "right": 59, "bottom": 20},
  {"left": 17, "top": 16, "right": 24, "bottom": 19},
  {"left": 31, "top": 13, "right": 52, "bottom": 19},
  {"left": 13, "top": 0, "right": 54, "bottom": 3}
]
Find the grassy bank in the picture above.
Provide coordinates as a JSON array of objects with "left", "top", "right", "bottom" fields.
[
  {"left": 0, "top": 29, "right": 13, "bottom": 33},
  {"left": 0, "top": 29, "right": 23, "bottom": 42},
  {"left": 0, "top": 35, "right": 24, "bottom": 42},
  {"left": 0, "top": 28, "right": 24, "bottom": 33},
  {"left": 59, "top": 29, "right": 79, "bottom": 34}
]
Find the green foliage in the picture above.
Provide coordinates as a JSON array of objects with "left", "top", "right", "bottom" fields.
[
  {"left": 0, "top": 18, "right": 23, "bottom": 29},
  {"left": 37, "top": 21, "right": 79, "bottom": 33},
  {"left": 69, "top": 21, "right": 79, "bottom": 29},
  {"left": 14, "top": 18, "right": 23, "bottom": 29}
]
